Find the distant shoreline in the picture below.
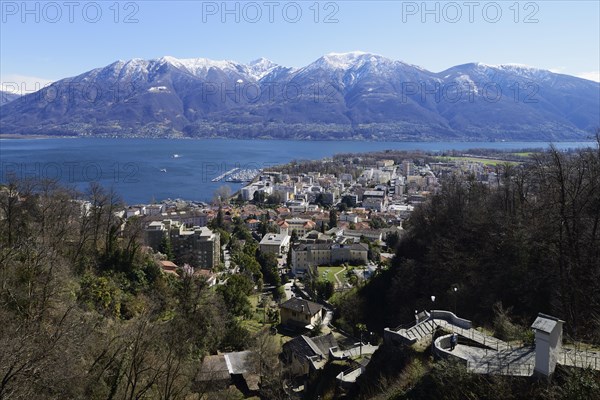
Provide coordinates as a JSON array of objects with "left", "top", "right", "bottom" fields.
[
  {"left": 0, "top": 134, "right": 595, "bottom": 143},
  {"left": 0, "top": 134, "right": 83, "bottom": 140}
]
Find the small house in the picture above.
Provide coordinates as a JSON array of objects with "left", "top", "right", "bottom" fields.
[
  {"left": 282, "top": 333, "right": 337, "bottom": 376},
  {"left": 279, "top": 297, "right": 324, "bottom": 329}
]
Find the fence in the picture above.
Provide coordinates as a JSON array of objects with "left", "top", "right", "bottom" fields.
[
  {"left": 438, "top": 322, "right": 510, "bottom": 350},
  {"left": 561, "top": 348, "right": 600, "bottom": 370},
  {"left": 468, "top": 360, "right": 534, "bottom": 376}
]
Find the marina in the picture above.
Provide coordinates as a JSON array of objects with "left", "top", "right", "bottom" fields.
[
  {"left": 212, "top": 167, "right": 261, "bottom": 183},
  {"left": 225, "top": 168, "right": 261, "bottom": 183},
  {"left": 211, "top": 168, "right": 240, "bottom": 182}
]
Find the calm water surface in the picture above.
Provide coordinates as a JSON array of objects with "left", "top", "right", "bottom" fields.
[{"left": 0, "top": 138, "right": 594, "bottom": 204}]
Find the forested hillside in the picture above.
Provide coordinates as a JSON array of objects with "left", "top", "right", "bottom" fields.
[
  {"left": 0, "top": 181, "right": 274, "bottom": 399},
  {"left": 332, "top": 140, "right": 600, "bottom": 399},
  {"left": 338, "top": 140, "right": 600, "bottom": 341}
]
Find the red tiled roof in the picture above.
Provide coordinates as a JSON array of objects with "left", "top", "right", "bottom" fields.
[{"left": 160, "top": 260, "right": 179, "bottom": 270}]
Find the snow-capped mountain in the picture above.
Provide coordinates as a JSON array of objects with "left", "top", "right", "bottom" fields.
[
  {"left": 1, "top": 53, "right": 598, "bottom": 140},
  {"left": 0, "top": 90, "right": 21, "bottom": 106}
]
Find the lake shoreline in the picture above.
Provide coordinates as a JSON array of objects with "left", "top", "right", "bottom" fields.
[
  {"left": 0, "top": 134, "right": 595, "bottom": 144},
  {"left": 1, "top": 138, "right": 595, "bottom": 204}
]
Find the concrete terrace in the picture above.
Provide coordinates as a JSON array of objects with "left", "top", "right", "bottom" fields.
[
  {"left": 385, "top": 310, "right": 508, "bottom": 350},
  {"left": 384, "top": 310, "right": 600, "bottom": 377},
  {"left": 560, "top": 347, "right": 600, "bottom": 370},
  {"left": 330, "top": 344, "right": 379, "bottom": 359}
]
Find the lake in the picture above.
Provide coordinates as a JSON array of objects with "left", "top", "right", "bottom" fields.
[{"left": 0, "top": 138, "right": 594, "bottom": 204}]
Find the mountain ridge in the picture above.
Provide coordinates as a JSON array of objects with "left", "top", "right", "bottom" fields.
[{"left": 1, "top": 52, "right": 598, "bottom": 140}]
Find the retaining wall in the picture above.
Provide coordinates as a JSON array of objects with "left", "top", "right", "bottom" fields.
[
  {"left": 433, "top": 334, "right": 468, "bottom": 366},
  {"left": 430, "top": 310, "right": 472, "bottom": 330}
]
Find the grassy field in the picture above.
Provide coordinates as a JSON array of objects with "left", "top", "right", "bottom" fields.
[
  {"left": 436, "top": 156, "right": 519, "bottom": 166},
  {"left": 242, "top": 318, "right": 265, "bottom": 335},
  {"left": 243, "top": 295, "right": 293, "bottom": 345},
  {"left": 317, "top": 266, "right": 345, "bottom": 283},
  {"left": 510, "top": 152, "right": 537, "bottom": 157}
]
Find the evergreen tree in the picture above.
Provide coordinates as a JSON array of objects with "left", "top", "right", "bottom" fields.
[
  {"left": 290, "top": 229, "right": 298, "bottom": 243},
  {"left": 158, "top": 234, "right": 174, "bottom": 260},
  {"left": 329, "top": 208, "right": 338, "bottom": 229},
  {"left": 286, "top": 246, "right": 293, "bottom": 269},
  {"left": 216, "top": 205, "right": 224, "bottom": 228},
  {"left": 258, "top": 214, "right": 268, "bottom": 236}
]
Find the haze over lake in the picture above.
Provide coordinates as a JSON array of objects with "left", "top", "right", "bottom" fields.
[{"left": 1, "top": 138, "right": 594, "bottom": 204}]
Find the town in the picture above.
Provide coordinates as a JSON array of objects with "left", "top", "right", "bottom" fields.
[
  {"left": 103, "top": 149, "right": 598, "bottom": 398},
  {"left": 2, "top": 147, "right": 598, "bottom": 400}
]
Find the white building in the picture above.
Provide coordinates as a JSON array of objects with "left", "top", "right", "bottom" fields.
[
  {"left": 241, "top": 185, "right": 258, "bottom": 201},
  {"left": 291, "top": 243, "right": 368, "bottom": 276},
  {"left": 259, "top": 233, "right": 291, "bottom": 256},
  {"left": 339, "top": 213, "right": 359, "bottom": 223},
  {"left": 285, "top": 218, "right": 316, "bottom": 236},
  {"left": 145, "top": 204, "right": 165, "bottom": 216},
  {"left": 274, "top": 184, "right": 297, "bottom": 202}
]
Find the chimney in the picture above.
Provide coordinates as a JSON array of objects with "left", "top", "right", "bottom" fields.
[{"left": 301, "top": 304, "right": 305, "bottom": 313}]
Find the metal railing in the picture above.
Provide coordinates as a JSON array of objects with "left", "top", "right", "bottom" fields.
[
  {"left": 393, "top": 320, "right": 418, "bottom": 332},
  {"left": 468, "top": 360, "right": 534, "bottom": 376},
  {"left": 437, "top": 321, "right": 510, "bottom": 350},
  {"left": 560, "top": 348, "right": 600, "bottom": 370}
]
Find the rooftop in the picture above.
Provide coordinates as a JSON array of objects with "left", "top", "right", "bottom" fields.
[
  {"left": 196, "top": 355, "right": 230, "bottom": 382},
  {"left": 224, "top": 350, "right": 255, "bottom": 375},
  {"left": 259, "top": 233, "right": 290, "bottom": 245},
  {"left": 280, "top": 297, "right": 323, "bottom": 315},
  {"left": 531, "top": 313, "right": 565, "bottom": 334}
]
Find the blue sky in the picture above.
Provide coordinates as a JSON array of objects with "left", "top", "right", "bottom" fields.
[{"left": 1, "top": 0, "right": 599, "bottom": 90}]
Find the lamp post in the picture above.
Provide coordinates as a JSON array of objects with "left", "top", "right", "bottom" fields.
[
  {"left": 452, "top": 286, "right": 458, "bottom": 315},
  {"left": 360, "top": 330, "right": 363, "bottom": 356},
  {"left": 431, "top": 295, "right": 436, "bottom": 353},
  {"left": 356, "top": 323, "right": 366, "bottom": 356}
]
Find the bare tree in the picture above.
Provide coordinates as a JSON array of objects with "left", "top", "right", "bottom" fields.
[{"left": 213, "top": 186, "right": 232, "bottom": 206}]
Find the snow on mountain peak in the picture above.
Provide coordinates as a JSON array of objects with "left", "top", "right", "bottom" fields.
[
  {"left": 475, "top": 62, "right": 548, "bottom": 74},
  {"left": 471, "top": 62, "right": 554, "bottom": 81},
  {"left": 94, "top": 54, "right": 581, "bottom": 90},
  {"left": 249, "top": 57, "right": 274, "bottom": 66},
  {"left": 247, "top": 57, "right": 279, "bottom": 80},
  {"left": 322, "top": 51, "right": 377, "bottom": 68},
  {"left": 305, "top": 51, "right": 392, "bottom": 72},
  {"left": 158, "top": 56, "right": 239, "bottom": 75},
  {"left": 325, "top": 50, "right": 370, "bottom": 57}
]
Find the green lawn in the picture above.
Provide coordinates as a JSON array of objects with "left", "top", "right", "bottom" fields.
[
  {"left": 317, "top": 266, "right": 345, "bottom": 283},
  {"left": 436, "top": 156, "right": 519, "bottom": 166},
  {"left": 240, "top": 318, "right": 292, "bottom": 346},
  {"left": 510, "top": 152, "right": 539, "bottom": 157},
  {"left": 242, "top": 318, "right": 264, "bottom": 335}
]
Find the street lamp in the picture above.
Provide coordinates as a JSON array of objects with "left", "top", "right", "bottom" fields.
[
  {"left": 360, "top": 331, "right": 363, "bottom": 356},
  {"left": 452, "top": 286, "right": 458, "bottom": 314},
  {"left": 430, "top": 295, "right": 436, "bottom": 353}
]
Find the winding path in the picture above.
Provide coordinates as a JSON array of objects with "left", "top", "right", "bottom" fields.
[{"left": 333, "top": 265, "right": 347, "bottom": 287}]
